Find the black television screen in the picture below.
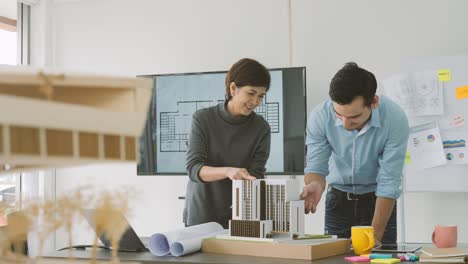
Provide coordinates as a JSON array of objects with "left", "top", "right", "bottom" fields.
[{"left": 138, "top": 67, "right": 306, "bottom": 175}]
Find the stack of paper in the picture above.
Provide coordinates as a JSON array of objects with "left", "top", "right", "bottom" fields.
[{"left": 419, "top": 247, "right": 468, "bottom": 263}]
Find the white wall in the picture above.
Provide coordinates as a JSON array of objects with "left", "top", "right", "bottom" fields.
[
  {"left": 52, "top": 0, "right": 291, "bottom": 75},
  {"left": 29, "top": 0, "right": 468, "bottom": 248}
]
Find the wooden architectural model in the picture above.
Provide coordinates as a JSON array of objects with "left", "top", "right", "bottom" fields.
[
  {"left": 0, "top": 66, "right": 153, "bottom": 173},
  {"left": 230, "top": 179, "right": 304, "bottom": 239}
]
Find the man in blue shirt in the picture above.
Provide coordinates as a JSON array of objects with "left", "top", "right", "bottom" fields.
[{"left": 300, "top": 62, "right": 409, "bottom": 244}]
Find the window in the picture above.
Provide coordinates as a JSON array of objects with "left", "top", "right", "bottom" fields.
[
  {"left": 0, "top": 174, "right": 18, "bottom": 225},
  {"left": 0, "top": 2, "right": 18, "bottom": 225},
  {"left": 0, "top": 1, "right": 17, "bottom": 65},
  {"left": 0, "top": 28, "right": 17, "bottom": 65},
  {"left": 0, "top": 2, "right": 30, "bottom": 226}
]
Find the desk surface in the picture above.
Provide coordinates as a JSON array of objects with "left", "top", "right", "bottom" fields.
[
  {"left": 44, "top": 249, "right": 348, "bottom": 264},
  {"left": 45, "top": 245, "right": 468, "bottom": 264}
]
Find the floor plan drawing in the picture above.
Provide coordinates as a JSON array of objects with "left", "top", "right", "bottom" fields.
[{"left": 160, "top": 97, "right": 280, "bottom": 152}]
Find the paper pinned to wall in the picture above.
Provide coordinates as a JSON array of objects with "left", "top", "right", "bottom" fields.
[
  {"left": 439, "top": 113, "right": 465, "bottom": 130},
  {"left": 399, "top": 55, "right": 468, "bottom": 192},
  {"left": 441, "top": 131, "right": 468, "bottom": 165},
  {"left": 405, "top": 122, "right": 446, "bottom": 171},
  {"left": 382, "top": 71, "right": 444, "bottom": 117}
]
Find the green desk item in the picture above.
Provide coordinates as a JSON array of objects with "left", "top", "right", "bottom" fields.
[{"left": 292, "top": 234, "right": 332, "bottom": 240}]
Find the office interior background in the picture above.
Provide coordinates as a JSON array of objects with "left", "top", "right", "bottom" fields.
[{"left": 1, "top": 0, "right": 468, "bottom": 256}]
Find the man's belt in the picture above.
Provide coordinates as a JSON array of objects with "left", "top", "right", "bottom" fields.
[{"left": 329, "top": 187, "right": 375, "bottom": 201}]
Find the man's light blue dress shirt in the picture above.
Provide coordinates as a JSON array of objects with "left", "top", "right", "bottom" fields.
[{"left": 304, "top": 96, "right": 409, "bottom": 199}]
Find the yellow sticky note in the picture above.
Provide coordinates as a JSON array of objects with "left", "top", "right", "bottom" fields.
[
  {"left": 438, "top": 69, "right": 451, "bottom": 82},
  {"left": 370, "top": 258, "right": 401, "bottom": 264},
  {"left": 405, "top": 152, "right": 411, "bottom": 164},
  {"left": 455, "top": 85, "right": 468, "bottom": 100}
]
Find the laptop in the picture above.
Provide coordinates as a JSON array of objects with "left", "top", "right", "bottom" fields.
[{"left": 82, "top": 209, "right": 149, "bottom": 252}]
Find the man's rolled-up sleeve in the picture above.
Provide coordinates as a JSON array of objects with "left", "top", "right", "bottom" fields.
[
  {"left": 304, "top": 106, "right": 331, "bottom": 177},
  {"left": 375, "top": 108, "right": 409, "bottom": 199}
]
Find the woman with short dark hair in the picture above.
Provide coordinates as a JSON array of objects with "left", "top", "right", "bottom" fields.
[{"left": 184, "top": 58, "right": 271, "bottom": 228}]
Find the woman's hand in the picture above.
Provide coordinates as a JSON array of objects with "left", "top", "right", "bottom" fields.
[{"left": 225, "top": 167, "right": 256, "bottom": 180}]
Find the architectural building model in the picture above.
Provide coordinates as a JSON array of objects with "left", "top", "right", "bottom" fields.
[
  {"left": 230, "top": 179, "right": 304, "bottom": 239},
  {"left": 0, "top": 66, "right": 153, "bottom": 174}
]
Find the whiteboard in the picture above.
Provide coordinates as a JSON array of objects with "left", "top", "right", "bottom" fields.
[{"left": 392, "top": 55, "right": 468, "bottom": 192}]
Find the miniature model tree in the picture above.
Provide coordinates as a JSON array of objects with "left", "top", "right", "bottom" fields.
[
  {"left": 91, "top": 189, "right": 134, "bottom": 264},
  {"left": 22, "top": 187, "right": 92, "bottom": 262},
  {"left": 24, "top": 199, "right": 60, "bottom": 261},
  {"left": 0, "top": 202, "right": 12, "bottom": 259},
  {"left": 3, "top": 211, "right": 32, "bottom": 263},
  {"left": 55, "top": 187, "right": 91, "bottom": 259}
]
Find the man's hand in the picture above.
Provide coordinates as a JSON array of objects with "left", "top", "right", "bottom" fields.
[
  {"left": 300, "top": 181, "right": 325, "bottom": 214},
  {"left": 225, "top": 167, "right": 256, "bottom": 180},
  {"left": 371, "top": 197, "right": 396, "bottom": 245}
]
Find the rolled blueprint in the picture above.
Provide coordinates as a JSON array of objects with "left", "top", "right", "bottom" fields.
[
  {"left": 148, "top": 222, "right": 224, "bottom": 256},
  {"left": 170, "top": 229, "right": 227, "bottom": 257}
]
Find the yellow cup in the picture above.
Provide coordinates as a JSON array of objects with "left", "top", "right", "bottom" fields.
[{"left": 351, "top": 226, "right": 375, "bottom": 255}]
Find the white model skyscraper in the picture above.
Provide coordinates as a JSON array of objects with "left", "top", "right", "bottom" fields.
[{"left": 230, "top": 179, "right": 304, "bottom": 238}]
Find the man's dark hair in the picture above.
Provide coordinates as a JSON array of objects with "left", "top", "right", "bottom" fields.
[
  {"left": 329, "top": 62, "right": 377, "bottom": 107},
  {"left": 225, "top": 58, "right": 271, "bottom": 101}
]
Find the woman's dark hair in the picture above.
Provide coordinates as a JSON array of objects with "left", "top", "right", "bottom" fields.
[
  {"left": 329, "top": 62, "right": 377, "bottom": 107},
  {"left": 225, "top": 58, "right": 271, "bottom": 101}
]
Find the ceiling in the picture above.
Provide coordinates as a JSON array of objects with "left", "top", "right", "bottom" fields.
[{"left": 0, "top": 0, "right": 17, "bottom": 20}]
